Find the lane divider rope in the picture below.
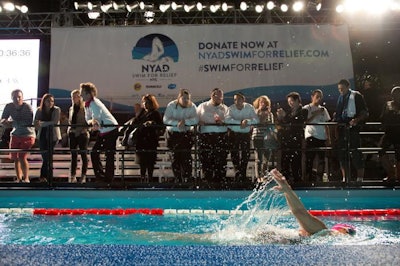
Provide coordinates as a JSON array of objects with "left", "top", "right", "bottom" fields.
[{"left": 0, "top": 208, "right": 400, "bottom": 217}]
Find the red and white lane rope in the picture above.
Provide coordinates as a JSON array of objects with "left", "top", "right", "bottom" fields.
[{"left": 0, "top": 208, "right": 400, "bottom": 217}]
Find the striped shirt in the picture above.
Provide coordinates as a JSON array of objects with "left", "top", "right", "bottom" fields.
[{"left": 1, "top": 102, "right": 35, "bottom": 137}]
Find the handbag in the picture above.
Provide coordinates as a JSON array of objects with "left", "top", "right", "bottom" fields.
[{"left": 127, "top": 127, "right": 138, "bottom": 147}]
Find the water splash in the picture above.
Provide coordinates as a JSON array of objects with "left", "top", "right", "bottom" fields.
[{"left": 211, "top": 171, "right": 298, "bottom": 244}]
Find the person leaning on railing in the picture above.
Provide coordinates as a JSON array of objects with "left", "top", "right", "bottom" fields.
[
  {"left": 163, "top": 89, "right": 199, "bottom": 183},
  {"left": 34, "top": 94, "right": 62, "bottom": 183},
  {"left": 197, "top": 88, "right": 229, "bottom": 185},
  {"left": 0, "top": 89, "right": 36, "bottom": 183},
  {"left": 80, "top": 82, "right": 119, "bottom": 183}
]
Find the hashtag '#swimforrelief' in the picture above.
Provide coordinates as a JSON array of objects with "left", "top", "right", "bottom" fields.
[{"left": 198, "top": 65, "right": 203, "bottom": 72}]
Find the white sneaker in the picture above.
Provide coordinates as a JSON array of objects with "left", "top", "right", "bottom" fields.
[
  {"left": 80, "top": 175, "right": 86, "bottom": 184},
  {"left": 69, "top": 175, "right": 77, "bottom": 183},
  {"left": 356, "top": 177, "right": 363, "bottom": 182}
]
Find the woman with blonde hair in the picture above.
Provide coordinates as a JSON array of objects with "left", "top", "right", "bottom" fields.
[
  {"left": 34, "top": 94, "right": 62, "bottom": 183},
  {"left": 252, "top": 95, "right": 278, "bottom": 179},
  {"left": 68, "top": 89, "right": 89, "bottom": 183}
]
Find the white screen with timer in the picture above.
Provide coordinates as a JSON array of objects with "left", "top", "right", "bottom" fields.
[{"left": 0, "top": 39, "right": 40, "bottom": 117}]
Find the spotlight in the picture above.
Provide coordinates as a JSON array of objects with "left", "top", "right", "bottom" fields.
[
  {"left": 88, "top": 11, "right": 100, "bottom": 19},
  {"left": 240, "top": 2, "right": 248, "bottom": 11},
  {"left": 159, "top": 4, "right": 170, "bottom": 12},
  {"left": 316, "top": 3, "right": 322, "bottom": 11},
  {"left": 15, "top": 5, "right": 28, "bottom": 13},
  {"left": 292, "top": 1, "right": 304, "bottom": 12},
  {"left": 144, "top": 10, "right": 155, "bottom": 23},
  {"left": 3, "top": 2, "right": 15, "bottom": 11},
  {"left": 280, "top": 3, "right": 288, "bottom": 12},
  {"left": 139, "top": 1, "right": 145, "bottom": 10},
  {"left": 266, "top": 1, "right": 275, "bottom": 10},
  {"left": 196, "top": 2, "right": 203, "bottom": 11},
  {"left": 0, "top": 6, "right": 2, "bottom": 12},
  {"left": 210, "top": 4, "right": 220, "bottom": 13},
  {"left": 126, "top": 3, "right": 139, "bottom": 12},
  {"left": 101, "top": 3, "right": 112, "bottom": 13},
  {"left": 74, "top": 2, "right": 79, "bottom": 10},
  {"left": 255, "top": 4, "right": 264, "bottom": 13},
  {"left": 221, "top": 2, "right": 229, "bottom": 12},
  {"left": 184, "top": 4, "right": 195, "bottom": 12},
  {"left": 112, "top": 1, "right": 125, "bottom": 10},
  {"left": 87, "top": 2, "right": 93, "bottom": 10},
  {"left": 171, "top": 2, "right": 182, "bottom": 10}
]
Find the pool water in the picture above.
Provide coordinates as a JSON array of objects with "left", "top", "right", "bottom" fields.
[{"left": 0, "top": 189, "right": 399, "bottom": 245}]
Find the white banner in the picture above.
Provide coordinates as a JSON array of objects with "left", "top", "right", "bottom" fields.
[{"left": 50, "top": 25, "right": 353, "bottom": 111}]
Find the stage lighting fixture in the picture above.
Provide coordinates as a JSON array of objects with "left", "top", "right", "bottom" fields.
[
  {"left": 316, "top": 2, "right": 322, "bottom": 11},
  {"left": 0, "top": 6, "right": 2, "bottom": 12},
  {"left": 15, "top": 5, "right": 28, "bottom": 13},
  {"left": 126, "top": 3, "right": 139, "bottom": 12},
  {"left": 159, "top": 4, "right": 170, "bottom": 12},
  {"left": 292, "top": 1, "right": 304, "bottom": 12},
  {"left": 144, "top": 10, "right": 155, "bottom": 23},
  {"left": 240, "top": 2, "right": 248, "bottom": 11},
  {"left": 139, "top": 1, "right": 145, "bottom": 10},
  {"left": 184, "top": 4, "right": 195, "bottom": 12},
  {"left": 196, "top": 2, "right": 203, "bottom": 11},
  {"left": 3, "top": 2, "right": 15, "bottom": 11},
  {"left": 101, "top": 3, "right": 112, "bottom": 12},
  {"left": 112, "top": 1, "right": 126, "bottom": 10},
  {"left": 210, "top": 3, "right": 221, "bottom": 13},
  {"left": 255, "top": 4, "right": 264, "bottom": 13},
  {"left": 281, "top": 3, "right": 288, "bottom": 12},
  {"left": 266, "top": 1, "right": 275, "bottom": 10},
  {"left": 88, "top": 11, "right": 100, "bottom": 19},
  {"left": 171, "top": 2, "right": 182, "bottom": 10}
]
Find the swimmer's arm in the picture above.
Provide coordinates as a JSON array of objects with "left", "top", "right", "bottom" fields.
[
  {"left": 271, "top": 169, "right": 327, "bottom": 235},
  {"left": 284, "top": 189, "right": 327, "bottom": 235}
]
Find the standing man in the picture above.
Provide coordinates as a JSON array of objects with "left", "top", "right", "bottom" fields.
[
  {"left": 333, "top": 79, "right": 368, "bottom": 182},
  {"left": 0, "top": 89, "right": 36, "bottom": 183},
  {"left": 303, "top": 89, "right": 331, "bottom": 183},
  {"left": 197, "top": 88, "right": 229, "bottom": 184},
  {"left": 80, "top": 82, "right": 119, "bottom": 183},
  {"left": 276, "top": 92, "right": 308, "bottom": 184},
  {"left": 225, "top": 93, "right": 259, "bottom": 182},
  {"left": 163, "top": 89, "right": 199, "bottom": 183}
]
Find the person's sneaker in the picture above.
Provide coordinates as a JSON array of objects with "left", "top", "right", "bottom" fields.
[
  {"left": 69, "top": 175, "right": 77, "bottom": 183},
  {"left": 80, "top": 175, "right": 86, "bottom": 184},
  {"left": 356, "top": 177, "right": 363, "bottom": 182}
]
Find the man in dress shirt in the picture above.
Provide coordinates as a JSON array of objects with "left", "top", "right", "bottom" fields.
[
  {"left": 225, "top": 93, "right": 259, "bottom": 182},
  {"left": 197, "top": 88, "right": 229, "bottom": 184}
]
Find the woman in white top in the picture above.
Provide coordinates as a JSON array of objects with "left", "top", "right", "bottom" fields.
[
  {"left": 303, "top": 89, "right": 331, "bottom": 183},
  {"left": 163, "top": 89, "right": 199, "bottom": 182},
  {"left": 34, "top": 94, "right": 62, "bottom": 183}
]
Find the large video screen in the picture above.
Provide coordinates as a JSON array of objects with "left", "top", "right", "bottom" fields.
[{"left": 0, "top": 39, "right": 40, "bottom": 116}]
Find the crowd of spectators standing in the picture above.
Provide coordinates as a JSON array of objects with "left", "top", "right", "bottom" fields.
[{"left": 1, "top": 79, "right": 400, "bottom": 185}]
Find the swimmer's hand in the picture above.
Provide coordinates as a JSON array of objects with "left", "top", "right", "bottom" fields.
[
  {"left": 255, "top": 171, "right": 274, "bottom": 191},
  {"left": 270, "top": 169, "right": 291, "bottom": 193}
]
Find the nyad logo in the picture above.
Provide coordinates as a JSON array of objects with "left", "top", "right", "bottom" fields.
[{"left": 132, "top": 33, "right": 179, "bottom": 75}]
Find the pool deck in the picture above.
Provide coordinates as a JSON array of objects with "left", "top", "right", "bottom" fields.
[{"left": 1, "top": 245, "right": 399, "bottom": 265}]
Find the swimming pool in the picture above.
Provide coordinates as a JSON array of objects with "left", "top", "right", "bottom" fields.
[{"left": 0, "top": 189, "right": 399, "bottom": 265}]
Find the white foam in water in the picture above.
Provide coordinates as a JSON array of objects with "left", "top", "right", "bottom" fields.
[{"left": 210, "top": 171, "right": 301, "bottom": 244}]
